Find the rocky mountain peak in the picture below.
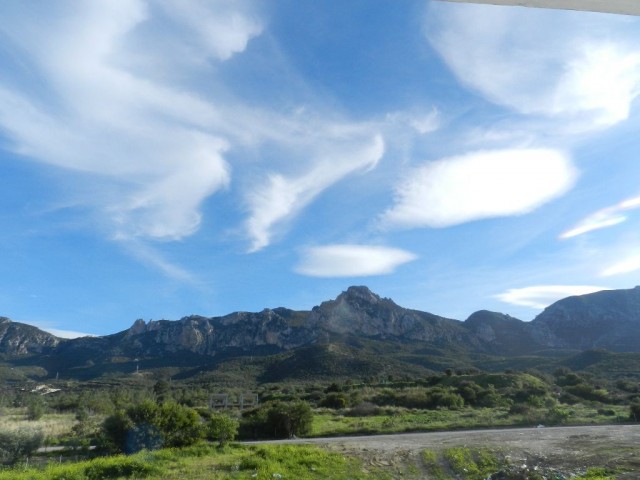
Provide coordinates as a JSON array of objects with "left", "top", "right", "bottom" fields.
[
  {"left": 128, "top": 319, "right": 148, "bottom": 335},
  {"left": 0, "top": 317, "right": 10, "bottom": 324},
  {"left": 340, "top": 285, "right": 382, "bottom": 303}
]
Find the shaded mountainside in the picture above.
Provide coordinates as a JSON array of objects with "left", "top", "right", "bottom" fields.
[
  {"left": 529, "top": 286, "right": 640, "bottom": 351},
  {"left": 1, "top": 285, "right": 640, "bottom": 381}
]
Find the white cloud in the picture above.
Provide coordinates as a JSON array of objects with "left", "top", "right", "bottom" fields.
[
  {"left": 561, "top": 195, "right": 640, "bottom": 239},
  {"left": 0, "top": 1, "right": 245, "bottom": 242},
  {"left": 245, "top": 134, "right": 384, "bottom": 252},
  {"left": 602, "top": 255, "right": 640, "bottom": 277},
  {"left": 426, "top": 2, "right": 640, "bottom": 131},
  {"left": 385, "top": 108, "right": 440, "bottom": 135},
  {"left": 29, "top": 322, "right": 94, "bottom": 339},
  {"left": 0, "top": 2, "right": 393, "bottom": 260},
  {"left": 382, "top": 148, "right": 576, "bottom": 228},
  {"left": 295, "top": 244, "right": 417, "bottom": 277},
  {"left": 157, "top": 0, "right": 262, "bottom": 61},
  {"left": 495, "top": 285, "right": 610, "bottom": 309},
  {"left": 118, "top": 239, "right": 200, "bottom": 284}
]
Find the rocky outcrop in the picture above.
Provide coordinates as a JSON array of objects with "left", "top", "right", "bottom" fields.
[
  {"left": 0, "top": 317, "right": 62, "bottom": 355},
  {"left": 308, "top": 286, "right": 469, "bottom": 344}
]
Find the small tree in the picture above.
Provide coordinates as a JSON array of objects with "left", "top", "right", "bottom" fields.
[
  {"left": 240, "top": 400, "right": 314, "bottom": 439},
  {"left": 0, "top": 428, "right": 43, "bottom": 465},
  {"left": 157, "top": 402, "right": 202, "bottom": 448},
  {"left": 630, "top": 401, "right": 640, "bottom": 422},
  {"left": 266, "top": 400, "right": 313, "bottom": 438},
  {"left": 206, "top": 413, "right": 239, "bottom": 447},
  {"left": 319, "top": 392, "right": 348, "bottom": 409},
  {"left": 153, "top": 379, "right": 171, "bottom": 404},
  {"left": 26, "top": 396, "right": 45, "bottom": 421}
]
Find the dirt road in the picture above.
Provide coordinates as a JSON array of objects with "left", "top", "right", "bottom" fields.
[{"left": 248, "top": 424, "right": 640, "bottom": 475}]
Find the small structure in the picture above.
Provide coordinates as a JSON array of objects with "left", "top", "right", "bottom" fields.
[
  {"left": 209, "top": 392, "right": 259, "bottom": 410},
  {"left": 31, "top": 384, "right": 61, "bottom": 395}
]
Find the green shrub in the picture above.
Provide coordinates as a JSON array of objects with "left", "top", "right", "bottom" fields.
[
  {"left": 443, "top": 447, "right": 498, "bottom": 480},
  {"left": 319, "top": 392, "right": 348, "bottom": 409},
  {"left": 0, "top": 428, "right": 43, "bottom": 465},
  {"left": 240, "top": 400, "right": 313, "bottom": 439},
  {"left": 84, "top": 456, "right": 159, "bottom": 479},
  {"left": 157, "top": 402, "right": 202, "bottom": 448},
  {"left": 206, "top": 413, "right": 239, "bottom": 446},
  {"left": 545, "top": 407, "right": 570, "bottom": 425},
  {"left": 630, "top": 401, "right": 640, "bottom": 422},
  {"left": 102, "top": 400, "right": 203, "bottom": 453}
]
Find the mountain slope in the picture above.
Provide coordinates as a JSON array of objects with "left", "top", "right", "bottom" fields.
[
  {"left": 529, "top": 286, "right": 640, "bottom": 351},
  {"left": 1, "top": 285, "right": 639, "bottom": 382},
  {"left": 0, "top": 317, "right": 61, "bottom": 356}
]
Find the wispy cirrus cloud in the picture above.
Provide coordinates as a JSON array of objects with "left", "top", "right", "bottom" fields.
[
  {"left": 495, "top": 285, "right": 610, "bottom": 309},
  {"left": 295, "top": 244, "right": 417, "bottom": 277},
  {"left": 602, "top": 255, "right": 640, "bottom": 277},
  {"left": 426, "top": 2, "right": 640, "bottom": 132},
  {"left": 384, "top": 108, "right": 440, "bottom": 135},
  {"left": 381, "top": 148, "right": 576, "bottom": 229},
  {"left": 0, "top": 1, "right": 389, "bottom": 270},
  {"left": 245, "top": 133, "right": 384, "bottom": 252},
  {"left": 0, "top": 1, "right": 250, "bottom": 242},
  {"left": 561, "top": 195, "right": 640, "bottom": 239}
]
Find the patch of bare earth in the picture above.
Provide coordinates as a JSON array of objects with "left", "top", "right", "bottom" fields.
[{"left": 271, "top": 424, "right": 640, "bottom": 477}]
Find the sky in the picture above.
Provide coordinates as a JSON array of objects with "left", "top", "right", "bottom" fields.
[{"left": 1, "top": 1, "right": 639, "bottom": 338}]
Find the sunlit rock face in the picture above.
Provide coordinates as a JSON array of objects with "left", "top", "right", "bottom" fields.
[{"left": 0, "top": 317, "right": 61, "bottom": 355}]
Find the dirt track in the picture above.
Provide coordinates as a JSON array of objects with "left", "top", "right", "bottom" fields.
[{"left": 250, "top": 424, "right": 640, "bottom": 476}]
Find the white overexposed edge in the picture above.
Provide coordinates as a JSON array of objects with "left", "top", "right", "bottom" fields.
[{"left": 438, "top": 0, "right": 640, "bottom": 16}]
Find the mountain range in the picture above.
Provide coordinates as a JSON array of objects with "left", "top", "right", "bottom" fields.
[{"left": 1, "top": 285, "right": 640, "bottom": 383}]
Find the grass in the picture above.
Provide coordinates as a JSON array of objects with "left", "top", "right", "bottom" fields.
[
  {"left": 311, "top": 403, "right": 631, "bottom": 437},
  {"left": 0, "top": 443, "right": 390, "bottom": 480},
  {"left": 0, "top": 410, "right": 77, "bottom": 441},
  {"left": 311, "top": 407, "right": 513, "bottom": 436},
  {"left": 421, "top": 449, "right": 448, "bottom": 480},
  {"left": 575, "top": 468, "right": 617, "bottom": 480},
  {"left": 0, "top": 441, "right": 625, "bottom": 480},
  {"left": 442, "top": 447, "right": 498, "bottom": 480}
]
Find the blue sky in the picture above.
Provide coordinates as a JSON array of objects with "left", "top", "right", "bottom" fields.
[{"left": 1, "top": 1, "right": 639, "bottom": 338}]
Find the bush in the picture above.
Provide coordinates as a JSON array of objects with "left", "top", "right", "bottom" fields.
[
  {"left": 565, "top": 384, "right": 610, "bottom": 403},
  {"left": 157, "top": 402, "right": 202, "bottom": 448},
  {"left": 102, "top": 400, "right": 203, "bottom": 453},
  {"left": 241, "top": 400, "right": 313, "bottom": 439},
  {"left": 545, "top": 407, "right": 570, "bottom": 425},
  {"left": 0, "top": 428, "right": 43, "bottom": 465},
  {"left": 84, "top": 456, "right": 158, "bottom": 479},
  {"left": 630, "top": 402, "right": 640, "bottom": 422},
  {"left": 319, "top": 392, "right": 348, "bottom": 409},
  {"left": 206, "top": 413, "right": 239, "bottom": 446}
]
